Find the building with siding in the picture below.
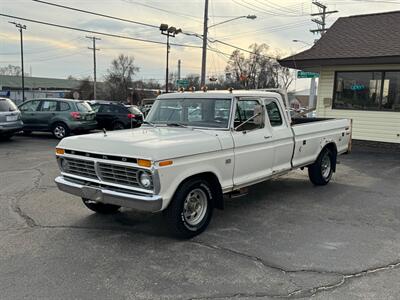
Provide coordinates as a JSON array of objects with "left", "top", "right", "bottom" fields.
[{"left": 280, "top": 11, "right": 400, "bottom": 144}]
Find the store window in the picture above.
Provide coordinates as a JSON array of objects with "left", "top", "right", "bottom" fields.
[{"left": 333, "top": 71, "right": 400, "bottom": 111}]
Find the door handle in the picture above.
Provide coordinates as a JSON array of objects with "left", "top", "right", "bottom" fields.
[{"left": 264, "top": 136, "right": 272, "bottom": 139}]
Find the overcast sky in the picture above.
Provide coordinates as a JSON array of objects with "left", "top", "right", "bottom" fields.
[{"left": 1, "top": 0, "right": 400, "bottom": 90}]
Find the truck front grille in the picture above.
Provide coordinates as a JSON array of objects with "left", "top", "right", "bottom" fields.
[
  {"left": 63, "top": 157, "right": 97, "bottom": 179},
  {"left": 59, "top": 157, "right": 152, "bottom": 190},
  {"left": 98, "top": 163, "right": 148, "bottom": 189}
]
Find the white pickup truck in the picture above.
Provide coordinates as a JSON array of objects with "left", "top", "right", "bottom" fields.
[{"left": 55, "top": 91, "right": 352, "bottom": 238}]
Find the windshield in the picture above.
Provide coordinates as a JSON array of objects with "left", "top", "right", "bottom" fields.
[
  {"left": 0, "top": 99, "right": 18, "bottom": 112},
  {"left": 128, "top": 106, "right": 142, "bottom": 114},
  {"left": 77, "top": 101, "right": 93, "bottom": 112},
  {"left": 146, "top": 98, "right": 232, "bottom": 129}
]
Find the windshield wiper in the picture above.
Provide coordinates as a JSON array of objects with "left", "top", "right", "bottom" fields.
[{"left": 166, "top": 122, "right": 188, "bottom": 128}]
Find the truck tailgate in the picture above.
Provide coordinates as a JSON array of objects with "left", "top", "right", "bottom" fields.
[{"left": 291, "top": 118, "right": 351, "bottom": 168}]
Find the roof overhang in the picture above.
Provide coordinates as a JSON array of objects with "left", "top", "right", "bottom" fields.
[{"left": 279, "top": 55, "right": 400, "bottom": 70}]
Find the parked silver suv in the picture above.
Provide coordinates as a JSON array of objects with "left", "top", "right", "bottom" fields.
[{"left": 0, "top": 98, "right": 23, "bottom": 140}]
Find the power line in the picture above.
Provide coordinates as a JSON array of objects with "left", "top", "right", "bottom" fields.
[
  {"left": 32, "top": 0, "right": 159, "bottom": 29},
  {"left": 310, "top": 0, "right": 338, "bottom": 36},
  {"left": 0, "top": 13, "right": 202, "bottom": 49},
  {"left": 231, "top": 0, "right": 308, "bottom": 17},
  {"left": 120, "top": 0, "right": 203, "bottom": 23}
]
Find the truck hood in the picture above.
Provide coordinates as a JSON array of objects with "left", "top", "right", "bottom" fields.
[{"left": 57, "top": 126, "right": 223, "bottom": 161}]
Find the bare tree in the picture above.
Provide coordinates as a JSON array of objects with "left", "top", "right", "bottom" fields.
[
  {"left": 224, "top": 43, "right": 293, "bottom": 90},
  {"left": 279, "top": 67, "right": 294, "bottom": 91},
  {"left": 0, "top": 64, "right": 29, "bottom": 76},
  {"left": 104, "top": 54, "right": 139, "bottom": 101}
]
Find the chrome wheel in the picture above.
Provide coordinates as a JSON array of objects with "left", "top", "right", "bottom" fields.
[
  {"left": 321, "top": 152, "right": 332, "bottom": 179},
  {"left": 54, "top": 125, "right": 66, "bottom": 139},
  {"left": 183, "top": 188, "right": 208, "bottom": 226}
]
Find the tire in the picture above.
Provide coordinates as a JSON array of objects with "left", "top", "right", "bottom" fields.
[
  {"left": 163, "top": 178, "right": 214, "bottom": 239},
  {"left": 82, "top": 198, "right": 121, "bottom": 214},
  {"left": 112, "top": 122, "right": 125, "bottom": 130},
  {"left": 52, "top": 122, "right": 70, "bottom": 139},
  {"left": 308, "top": 147, "right": 335, "bottom": 186},
  {"left": 0, "top": 134, "right": 12, "bottom": 141}
]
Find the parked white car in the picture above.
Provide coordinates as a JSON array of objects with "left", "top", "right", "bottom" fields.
[{"left": 55, "top": 91, "right": 352, "bottom": 238}]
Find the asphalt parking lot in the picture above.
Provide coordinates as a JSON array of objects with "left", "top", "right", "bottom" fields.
[{"left": 1, "top": 133, "right": 400, "bottom": 299}]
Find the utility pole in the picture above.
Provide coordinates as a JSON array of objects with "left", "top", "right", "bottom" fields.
[
  {"left": 310, "top": 1, "right": 338, "bottom": 37},
  {"left": 86, "top": 36, "right": 100, "bottom": 100},
  {"left": 9, "top": 22, "right": 26, "bottom": 102},
  {"left": 309, "top": 1, "right": 337, "bottom": 111},
  {"left": 178, "top": 59, "right": 181, "bottom": 80},
  {"left": 200, "top": 0, "right": 209, "bottom": 88}
]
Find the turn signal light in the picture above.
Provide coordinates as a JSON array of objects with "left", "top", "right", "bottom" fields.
[
  {"left": 159, "top": 160, "right": 173, "bottom": 167},
  {"left": 56, "top": 148, "right": 65, "bottom": 155},
  {"left": 138, "top": 159, "right": 152, "bottom": 167}
]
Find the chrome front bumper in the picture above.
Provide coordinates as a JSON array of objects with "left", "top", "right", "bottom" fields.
[{"left": 55, "top": 176, "right": 163, "bottom": 212}]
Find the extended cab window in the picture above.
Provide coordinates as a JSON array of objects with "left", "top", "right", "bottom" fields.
[
  {"left": 235, "top": 99, "right": 264, "bottom": 131},
  {"left": 266, "top": 101, "right": 283, "bottom": 127},
  {"left": 19, "top": 100, "right": 40, "bottom": 112}
]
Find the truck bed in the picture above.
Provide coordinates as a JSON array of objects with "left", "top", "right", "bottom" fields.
[{"left": 290, "top": 118, "right": 351, "bottom": 168}]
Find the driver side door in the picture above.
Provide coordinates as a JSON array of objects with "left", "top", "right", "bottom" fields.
[{"left": 232, "top": 98, "right": 274, "bottom": 188}]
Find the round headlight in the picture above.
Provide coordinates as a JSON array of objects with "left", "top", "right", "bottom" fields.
[
  {"left": 60, "top": 158, "right": 69, "bottom": 172},
  {"left": 139, "top": 172, "right": 152, "bottom": 188}
]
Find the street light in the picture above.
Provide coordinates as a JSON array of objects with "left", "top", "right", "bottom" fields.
[
  {"left": 200, "top": 11, "right": 257, "bottom": 87},
  {"left": 208, "top": 15, "right": 257, "bottom": 29},
  {"left": 160, "top": 24, "right": 182, "bottom": 93},
  {"left": 9, "top": 22, "right": 27, "bottom": 102},
  {"left": 292, "top": 39, "right": 312, "bottom": 46}
]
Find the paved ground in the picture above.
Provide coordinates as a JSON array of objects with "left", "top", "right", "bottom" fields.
[{"left": 1, "top": 133, "right": 400, "bottom": 299}]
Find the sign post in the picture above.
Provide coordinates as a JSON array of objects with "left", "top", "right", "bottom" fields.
[{"left": 297, "top": 71, "right": 319, "bottom": 111}]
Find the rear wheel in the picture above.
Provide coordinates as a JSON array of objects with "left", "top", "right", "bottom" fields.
[
  {"left": 308, "top": 147, "right": 335, "bottom": 185},
  {"left": 0, "top": 134, "right": 13, "bottom": 141},
  {"left": 163, "top": 178, "right": 214, "bottom": 239},
  {"left": 82, "top": 198, "right": 121, "bottom": 214},
  {"left": 52, "top": 123, "right": 70, "bottom": 139},
  {"left": 113, "top": 122, "right": 125, "bottom": 130}
]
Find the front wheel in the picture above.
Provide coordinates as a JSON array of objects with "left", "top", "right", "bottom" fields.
[
  {"left": 163, "top": 178, "right": 214, "bottom": 239},
  {"left": 308, "top": 147, "right": 335, "bottom": 185},
  {"left": 82, "top": 198, "right": 121, "bottom": 214}
]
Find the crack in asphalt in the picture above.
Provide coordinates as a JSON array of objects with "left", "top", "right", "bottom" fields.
[
  {"left": 4, "top": 160, "right": 400, "bottom": 299},
  {"left": 189, "top": 241, "right": 400, "bottom": 299}
]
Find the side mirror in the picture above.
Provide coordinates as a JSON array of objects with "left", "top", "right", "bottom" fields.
[{"left": 253, "top": 104, "right": 264, "bottom": 127}]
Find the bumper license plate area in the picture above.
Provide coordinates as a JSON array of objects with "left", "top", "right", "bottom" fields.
[
  {"left": 6, "top": 115, "right": 18, "bottom": 122},
  {"left": 82, "top": 186, "right": 103, "bottom": 201}
]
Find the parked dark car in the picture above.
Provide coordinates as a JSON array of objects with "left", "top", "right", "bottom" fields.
[
  {"left": 18, "top": 98, "right": 97, "bottom": 139},
  {"left": 0, "top": 98, "right": 23, "bottom": 140},
  {"left": 89, "top": 101, "right": 143, "bottom": 130}
]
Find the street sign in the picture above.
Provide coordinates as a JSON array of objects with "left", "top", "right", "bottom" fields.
[
  {"left": 297, "top": 71, "right": 319, "bottom": 79},
  {"left": 176, "top": 79, "right": 189, "bottom": 88}
]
